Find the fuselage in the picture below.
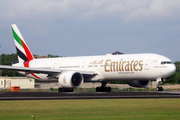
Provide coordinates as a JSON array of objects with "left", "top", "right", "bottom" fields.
[{"left": 13, "top": 53, "right": 176, "bottom": 82}]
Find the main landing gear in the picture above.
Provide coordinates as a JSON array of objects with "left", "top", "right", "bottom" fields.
[
  {"left": 58, "top": 88, "right": 74, "bottom": 92},
  {"left": 96, "top": 82, "right": 111, "bottom": 92},
  {"left": 156, "top": 78, "right": 163, "bottom": 91}
]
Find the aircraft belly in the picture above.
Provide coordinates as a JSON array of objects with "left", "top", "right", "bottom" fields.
[{"left": 101, "top": 70, "right": 156, "bottom": 81}]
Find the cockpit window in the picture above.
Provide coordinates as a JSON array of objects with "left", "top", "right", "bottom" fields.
[{"left": 161, "top": 61, "right": 172, "bottom": 65}]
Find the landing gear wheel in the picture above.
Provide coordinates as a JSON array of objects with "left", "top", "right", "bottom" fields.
[
  {"left": 156, "top": 87, "right": 159, "bottom": 91},
  {"left": 156, "top": 87, "right": 163, "bottom": 91},
  {"left": 96, "top": 82, "right": 111, "bottom": 92},
  {"left": 58, "top": 88, "right": 74, "bottom": 92},
  {"left": 58, "top": 88, "right": 63, "bottom": 92},
  {"left": 96, "top": 87, "right": 100, "bottom": 92},
  {"left": 107, "top": 87, "right": 111, "bottom": 92},
  {"left": 160, "top": 87, "right": 163, "bottom": 91}
]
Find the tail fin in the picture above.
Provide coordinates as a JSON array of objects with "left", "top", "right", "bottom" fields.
[{"left": 11, "top": 24, "right": 34, "bottom": 63}]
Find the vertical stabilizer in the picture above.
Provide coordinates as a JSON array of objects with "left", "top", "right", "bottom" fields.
[{"left": 11, "top": 24, "right": 34, "bottom": 63}]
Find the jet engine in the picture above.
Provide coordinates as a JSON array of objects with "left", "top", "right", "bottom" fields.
[
  {"left": 58, "top": 71, "right": 84, "bottom": 88},
  {"left": 127, "top": 80, "right": 150, "bottom": 87}
]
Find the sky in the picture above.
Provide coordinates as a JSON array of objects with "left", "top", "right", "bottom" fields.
[{"left": 0, "top": 0, "right": 180, "bottom": 62}]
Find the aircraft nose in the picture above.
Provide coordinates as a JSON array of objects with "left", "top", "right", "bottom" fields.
[
  {"left": 161, "top": 63, "right": 176, "bottom": 78},
  {"left": 169, "top": 64, "right": 176, "bottom": 75}
]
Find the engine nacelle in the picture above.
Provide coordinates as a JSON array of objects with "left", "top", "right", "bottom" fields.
[
  {"left": 58, "top": 71, "right": 84, "bottom": 88},
  {"left": 127, "top": 80, "right": 150, "bottom": 87}
]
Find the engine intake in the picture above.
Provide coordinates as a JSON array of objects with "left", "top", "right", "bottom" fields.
[
  {"left": 127, "top": 80, "right": 150, "bottom": 87},
  {"left": 58, "top": 71, "right": 84, "bottom": 88}
]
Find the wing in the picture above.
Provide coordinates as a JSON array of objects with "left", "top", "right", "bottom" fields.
[
  {"left": 0, "top": 65, "right": 61, "bottom": 74},
  {"left": 0, "top": 65, "right": 97, "bottom": 78}
]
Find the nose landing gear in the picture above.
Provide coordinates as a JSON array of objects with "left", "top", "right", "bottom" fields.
[{"left": 156, "top": 78, "right": 163, "bottom": 91}]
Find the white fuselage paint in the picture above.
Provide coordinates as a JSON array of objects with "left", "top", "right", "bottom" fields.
[{"left": 15, "top": 53, "right": 176, "bottom": 82}]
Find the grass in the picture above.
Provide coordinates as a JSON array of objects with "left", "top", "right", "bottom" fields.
[{"left": 0, "top": 99, "right": 180, "bottom": 120}]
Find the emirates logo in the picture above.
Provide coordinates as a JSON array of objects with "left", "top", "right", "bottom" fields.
[{"left": 63, "top": 76, "right": 66, "bottom": 84}]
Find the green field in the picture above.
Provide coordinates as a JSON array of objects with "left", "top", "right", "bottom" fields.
[{"left": 0, "top": 99, "right": 180, "bottom": 120}]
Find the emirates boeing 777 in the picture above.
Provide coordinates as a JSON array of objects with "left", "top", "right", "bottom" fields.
[{"left": 0, "top": 24, "right": 176, "bottom": 92}]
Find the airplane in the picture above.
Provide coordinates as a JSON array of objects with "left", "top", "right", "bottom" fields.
[{"left": 0, "top": 24, "right": 176, "bottom": 92}]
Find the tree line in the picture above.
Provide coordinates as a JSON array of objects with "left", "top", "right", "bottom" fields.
[{"left": 0, "top": 53, "right": 180, "bottom": 84}]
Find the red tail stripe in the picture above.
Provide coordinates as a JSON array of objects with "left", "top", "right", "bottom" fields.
[
  {"left": 21, "top": 39, "right": 33, "bottom": 61},
  {"left": 31, "top": 73, "right": 42, "bottom": 80},
  {"left": 22, "top": 42, "right": 42, "bottom": 80},
  {"left": 24, "top": 61, "right": 42, "bottom": 80},
  {"left": 24, "top": 60, "right": 30, "bottom": 67}
]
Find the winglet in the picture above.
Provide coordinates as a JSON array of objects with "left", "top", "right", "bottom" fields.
[{"left": 11, "top": 24, "right": 34, "bottom": 63}]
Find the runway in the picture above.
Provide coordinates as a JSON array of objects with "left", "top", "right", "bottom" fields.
[{"left": 1, "top": 91, "right": 180, "bottom": 100}]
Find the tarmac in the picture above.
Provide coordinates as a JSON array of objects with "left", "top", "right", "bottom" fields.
[
  {"left": 0, "top": 91, "right": 180, "bottom": 100},
  {"left": 35, "top": 82, "right": 180, "bottom": 89}
]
